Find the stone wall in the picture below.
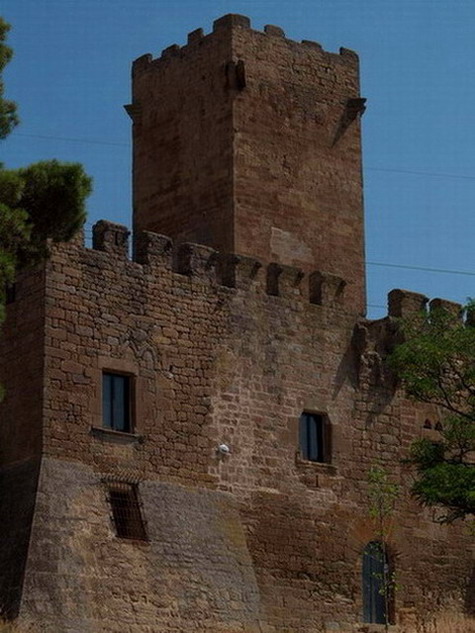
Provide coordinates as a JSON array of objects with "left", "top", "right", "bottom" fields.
[
  {"left": 0, "top": 267, "right": 45, "bottom": 618},
  {"left": 0, "top": 13, "right": 473, "bottom": 632},
  {"left": 20, "top": 458, "right": 261, "bottom": 633},
  {"left": 131, "top": 15, "right": 366, "bottom": 313},
  {"left": 0, "top": 222, "right": 471, "bottom": 632},
  {"left": 0, "top": 459, "right": 41, "bottom": 619},
  {"left": 131, "top": 22, "right": 235, "bottom": 255},
  {"left": 0, "top": 266, "right": 45, "bottom": 466}
]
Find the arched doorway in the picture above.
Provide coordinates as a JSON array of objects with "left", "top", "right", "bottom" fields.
[{"left": 362, "top": 541, "right": 392, "bottom": 624}]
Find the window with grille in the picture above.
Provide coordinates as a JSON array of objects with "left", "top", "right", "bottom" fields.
[
  {"left": 299, "top": 412, "right": 329, "bottom": 463},
  {"left": 108, "top": 483, "right": 147, "bottom": 541},
  {"left": 102, "top": 372, "right": 131, "bottom": 432}
]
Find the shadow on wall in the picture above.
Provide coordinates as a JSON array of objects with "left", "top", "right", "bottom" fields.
[{"left": 0, "top": 458, "right": 41, "bottom": 620}]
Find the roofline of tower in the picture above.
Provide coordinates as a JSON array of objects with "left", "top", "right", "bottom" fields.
[{"left": 131, "top": 13, "right": 359, "bottom": 75}]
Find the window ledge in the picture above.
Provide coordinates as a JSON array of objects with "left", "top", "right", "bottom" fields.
[
  {"left": 357, "top": 624, "right": 397, "bottom": 632},
  {"left": 295, "top": 453, "right": 337, "bottom": 474},
  {"left": 295, "top": 452, "right": 337, "bottom": 487},
  {"left": 116, "top": 537, "right": 150, "bottom": 546},
  {"left": 90, "top": 426, "right": 145, "bottom": 444}
]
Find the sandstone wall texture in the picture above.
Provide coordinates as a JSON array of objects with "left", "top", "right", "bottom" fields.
[
  {"left": 0, "top": 13, "right": 473, "bottom": 633},
  {"left": 131, "top": 14, "right": 366, "bottom": 312},
  {"left": 0, "top": 268, "right": 46, "bottom": 619},
  {"left": 0, "top": 223, "right": 472, "bottom": 632}
]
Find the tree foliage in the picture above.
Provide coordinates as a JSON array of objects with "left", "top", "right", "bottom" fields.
[
  {"left": 389, "top": 305, "right": 475, "bottom": 523},
  {"left": 368, "top": 465, "right": 399, "bottom": 527},
  {"left": 0, "top": 18, "right": 19, "bottom": 139},
  {"left": 0, "top": 161, "right": 91, "bottom": 268},
  {"left": 366, "top": 465, "right": 399, "bottom": 631},
  {"left": 0, "top": 162, "right": 92, "bottom": 321},
  {"left": 0, "top": 19, "right": 92, "bottom": 331}
]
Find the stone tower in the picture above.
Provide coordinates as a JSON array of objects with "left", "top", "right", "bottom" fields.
[
  {"left": 0, "top": 14, "right": 473, "bottom": 633},
  {"left": 130, "top": 14, "right": 366, "bottom": 313}
]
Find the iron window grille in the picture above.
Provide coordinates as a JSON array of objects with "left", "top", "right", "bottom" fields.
[
  {"left": 299, "top": 412, "right": 329, "bottom": 463},
  {"left": 102, "top": 372, "right": 131, "bottom": 432},
  {"left": 108, "top": 483, "right": 147, "bottom": 541}
]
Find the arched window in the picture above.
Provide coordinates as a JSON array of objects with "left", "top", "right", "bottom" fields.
[{"left": 362, "top": 541, "right": 393, "bottom": 624}]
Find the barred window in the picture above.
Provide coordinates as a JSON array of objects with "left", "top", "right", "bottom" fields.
[{"left": 108, "top": 483, "right": 147, "bottom": 541}]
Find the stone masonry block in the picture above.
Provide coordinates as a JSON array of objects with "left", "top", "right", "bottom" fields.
[
  {"left": 176, "top": 243, "right": 218, "bottom": 280},
  {"left": 309, "top": 271, "right": 346, "bottom": 306},
  {"left": 123, "top": 102, "right": 143, "bottom": 123},
  {"left": 388, "top": 289, "right": 428, "bottom": 318},
  {"left": 429, "top": 298, "right": 462, "bottom": 320},
  {"left": 266, "top": 263, "right": 304, "bottom": 298},
  {"left": 218, "top": 254, "right": 263, "bottom": 290},
  {"left": 213, "top": 14, "right": 251, "bottom": 31},
  {"left": 187, "top": 28, "right": 204, "bottom": 45},
  {"left": 339, "top": 47, "right": 359, "bottom": 62},
  {"left": 134, "top": 231, "right": 173, "bottom": 267},
  {"left": 264, "top": 25, "right": 285, "bottom": 38},
  {"left": 161, "top": 44, "right": 180, "bottom": 59},
  {"left": 92, "top": 220, "right": 130, "bottom": 257},
  {"left": 131, "top": 53, "right": 152, "bottom": 76},
  {"left": 301, "top": 39, "right": 323, "bottom": 51}
]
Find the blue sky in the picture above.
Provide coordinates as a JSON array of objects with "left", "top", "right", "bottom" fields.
[{"left": 2, "top": 0, "right": 475, "bottom": 318}]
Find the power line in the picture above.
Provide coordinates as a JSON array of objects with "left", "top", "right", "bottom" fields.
[
  {"left": 84, "top": 224, "right": 466, "bottom": 311},
  {"left": 367, "top": 261, "right": 475, "bottom": 277},
  {"left": 13, "top": 133, "right": 129, "bottom": 147},
  {"left": 9, "top": 132, "right": 475, "bottom": 183},
  {"left": 85, "top": 224, "right": 473, "bottom": 278},
  {"left": 366, "top": 166, "right": 475, "bottom": 181}
]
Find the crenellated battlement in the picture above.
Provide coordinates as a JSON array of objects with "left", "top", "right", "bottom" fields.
[
  {"left": 354, "top": 289, "right": 466, "bottom": 383},
  {"left": 81, "top": 223, "right": 463, "bottom": 322},
  {"left": 130, "top": 13, "right": 358, "bottom": 77},
  {"left": 74, "top": 220, "right": 350, "bottom": 309},
  {"left": 387, "top": 288, "right": 463, "bottom": 319},
  {"left": 1, "top": 16, "right": 473, "bottom": 632},
  {"left": 130, "top": 13, "right": 366, "bottom": 313}
]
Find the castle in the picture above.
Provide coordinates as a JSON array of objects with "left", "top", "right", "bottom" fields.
[{"left": 0, "top": 14, "right": 473, "bottom": 633}]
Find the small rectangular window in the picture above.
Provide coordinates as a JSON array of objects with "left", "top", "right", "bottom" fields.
[
  {"left": 102, "top": 372, "right": 131, "bottom": 432},
  {"left": 108, "top": 483, "right": 147, "bottom": 541},
  {"left": 299, "top": 412, "right": 328, "bottom": 463}
]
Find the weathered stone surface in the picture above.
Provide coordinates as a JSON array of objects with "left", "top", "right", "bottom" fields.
[
  {"left": 0, "top": 459, "right": 41, "bottom": 619},
  {"left": 0, "top": 225, "right": 471, "bottom": 632},
  {"left": 132, "top": 15, "right": 366, "bottom": 313},
  {"left": 0, "top": 14, "right": 473, "bottom": 633},
  {"left": 388, "top": 288, "right": 428, "bottom": 317},
  {"left": 18, "top": 459, "right": 260, "bottom": 632}
]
